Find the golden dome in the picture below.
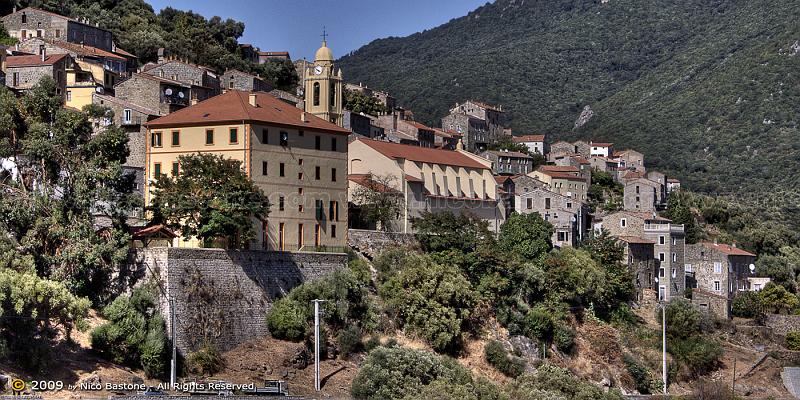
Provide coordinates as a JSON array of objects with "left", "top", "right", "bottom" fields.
[{"left": 315, "top": 41, "right": 334, "bottom": 62}]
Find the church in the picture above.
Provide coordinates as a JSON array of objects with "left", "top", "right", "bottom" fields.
[{"left": 303, "top": 39, "right": 344, "bottom": 127}]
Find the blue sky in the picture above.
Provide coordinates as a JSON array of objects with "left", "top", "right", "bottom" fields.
[{"left": 145, "top": 0, "right": 490, "bottom": 61}]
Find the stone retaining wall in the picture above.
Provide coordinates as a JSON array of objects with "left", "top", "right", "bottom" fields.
[
  {"left": 127, "top": 248, "right": 346, "bottom": 354},
  {"left": 765, "top": 314, "right": 800, "bottom": 337},
  {"left": 347, "top": 229, "right": 416, "bottom": 259}
]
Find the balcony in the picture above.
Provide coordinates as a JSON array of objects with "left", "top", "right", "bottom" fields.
[{"left": 121, "top": 115, "right": 144, "bottom": 126}]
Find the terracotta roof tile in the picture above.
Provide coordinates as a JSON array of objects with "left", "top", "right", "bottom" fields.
[
  {"left": 146, "top": 90, "right": 350, "bottom": 133},
  {"left": 591, "top": 142, "right": 614, "bottom": 147},
  {"left": 513, "top": 134, "right": 546, "bottom": 142},
  {"left": 485, "top": 150, "right": 532, "bottom": 158},
  {"left": 94, "top": 94, "right": 158, "bottom": 116},
  {"left": 5, "top": 53, "right": 67, "bottom": 67},
  {"left": 348, "top": 174, "right": 400, "bottom": 194},
  {"left": 46, "top": 40, "right": 126, "bottom": 60},
  {"left": 620, "top": 210, "right": 671, "bottom": 222},
  {"left": 701, "top": 242, "right": 756, "bottom": 257},
  {"left": 357, "top": 138, "right": 489, "bottom": 169},
  {"left": 539, "top": 165, "right": 579, "bottom": 173}
]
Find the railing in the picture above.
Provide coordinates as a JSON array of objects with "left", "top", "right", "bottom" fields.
[
  {"left": 121, "top": 115, "right": 144, "bottom": 126},
  {"left": 265, "top": 244, "right": 348, "bottom": 254}
]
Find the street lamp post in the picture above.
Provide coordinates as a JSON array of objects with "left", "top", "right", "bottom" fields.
[
  {"left": 655, "top": 277, "right": 667, "bottom": 396},
  {"left": 312, "top": 299, "right": 327, "bottom": 392}
]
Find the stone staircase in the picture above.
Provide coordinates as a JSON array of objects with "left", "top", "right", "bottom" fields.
[{"left": 782, "top": 367, "right": 800, "bottom": 398}]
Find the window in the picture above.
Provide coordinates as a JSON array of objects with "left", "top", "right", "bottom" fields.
[
  {"left": 566, "top": 202, "right": 572, "bottom": 209},
  {"left": 171, "top": 131, "right": 180, "bottom": 146},
  {"left": 672, "top": 237, "right": 676, "bottom": 245},
  {"left": 151, "top": 131, "right": 162, "bottom": 147},
  {"left": 278, "top": 196, "right": 284, "bottom": 211},
  {"left": 12, "top": 72, "right": 18, "bottom": 87},
  {"left": 172, "top": 162, "right": 179, "bottom": 176},
  {"left": 205, "top": 129, "right": 214, "bottom": 145},
  {"left": 153, "top": 163, "right": 161, "bottom": 177},
  {"left": 261, "top": 128, "right": 268, "bottom": 144},
  {"left": 685, "top": 264, "right": 693, "bottom": 273},
  {"left": 331, "top": 168, "right": 337, "bottom": 182},
  {"left": 55, "top": 29, "right": 60, "bottom": 38},
  {"left": 315, "top": 224, "right": 321, "bottom": 247},
  {"left": 659, "top": 236, "right": 665, "bottom": 245},
  {"left": 636, "top": 185, "right": 640, "bottom": 194},
  {"left": 66, "top": 90, "right": 72, "bottom": 101},
  {"left": 315, "top": 199, "right": 324, "bottom": 220},
  {"left": 545, "top": 198, "right": 551, "bottom": 209},
  {"left": 229, "top": 128, "right": 238, "bottom": 144},
  {"left": 298, "top": 171, "right": 304, "bottom": 180},
  {"left": 279, "top": 163, "right": 285, "bottom": 177},
  {"left": 331, "top": 138, "right": 338, "bottom": 151},
  {"left": 298, "top": 204, "right": 304, "bottom": 212},
  {"left": 329, "top": 201, "right": 338, "bottom": 221},
  {"left": 298, "top": 187, "right": 303, "bottom": 195},
  {"left": 299, "top": 130, "right": 304, "bottom": 137},
  {"left": 672, "top": 253, "right": 677, "bottom": 262},
  {"left": 278, "top": 223, "right": 285, "bottom": 251},
  {"left": 620, "top": 218, "right": 627, "bottom": 228},
  {"left": 315, "top": 136, "right": 321, "bottom": 150},
  {"left": 331, "top": 225, "right": 337, "bottom": 238},
  {"left": 123, "top": 109, "right": 131, "bottom": 123},
  {"left": 713, "top": 262, "right": 722, "bottom": 274},
  {"left": 714, "top": 281, "right": 721, "bottom": 292},
  {"left": 315, "top": 166, "right": 320, "bottom": 180},
  {"left": 262, "top": 161, "right": 268, "bottom": 176},
  {"left": 526, "top": 198, "right": 532, "bottom": 210},
  {"left": 298, "top": 224, "right": 304, "bottom": 248},
  {"left": 557, "top": 232, "right": 567, "bottom": 242},
  {"left": 659, "top": 267, "right": 665, "bottom": 277},
  {"left": 21, "top": 13, "right": 26, "bottom": 23},
  {"left": 228, "top": 79, "right": 234, "bottom": 89},
  {"left": 659, "top": 253, "right": 665, "bottom": 262},
  {"left": 313, "top": 82, "right": 320, "bottom": 106},
  {"left": 280, "top": 131, "right": 288, "bottom": 146}
]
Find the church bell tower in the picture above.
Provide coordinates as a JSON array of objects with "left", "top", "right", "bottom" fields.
[{"left": 304, "top": 32, "right": 343, "bottom": 127}]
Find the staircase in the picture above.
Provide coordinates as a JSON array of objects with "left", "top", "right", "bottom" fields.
[{"left": 782, "top": 367, "right": 800, "bottom": 398}]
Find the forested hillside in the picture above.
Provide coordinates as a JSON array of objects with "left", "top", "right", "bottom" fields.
[{"left": 338, "top": 0, "right": 800, "bottom": 195}]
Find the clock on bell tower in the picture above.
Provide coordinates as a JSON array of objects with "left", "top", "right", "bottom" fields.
[{"left": 304, "top": 32, "right": 343, "bottom": 127}]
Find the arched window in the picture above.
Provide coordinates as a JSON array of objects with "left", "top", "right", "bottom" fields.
[
  {"left": 330, "top": 82, "right": 336, "bottom": 107},
  {"left": 313, "top": 82, "right": 320, "bottom": 106}
]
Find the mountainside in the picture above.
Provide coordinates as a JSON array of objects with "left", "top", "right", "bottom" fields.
[{"left": 338, "top": 0, "right": 800, "bottom": 195}]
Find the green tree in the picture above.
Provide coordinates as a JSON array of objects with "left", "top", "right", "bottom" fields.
[
  {"left": 350, "top": 173, "right": 403, "bottom": 231},
  {"left": 755, "top": 254, "right": 796, "bottom": 292},
  {"left": 379, "top": 255, "right": 478, "bottom": 353},
  {"left": 498, "top": 213, "right": 553, "bottom": 261},
  {"left": 663, "top": 191, "right": 701, "bottom": 244},
  {"left": 759, "top": 282, "right": 799, "bottom": 314},
  {"left": 343, "top": 88, "right": 387, "bottom": 116},
  {"left": 731, "top": 291, "right": 764, "bottom": 319},
  {"left": 149, "top": 153, "right": 270, "bottom": 248},
  {"left": 412, "top": 211, "right": 493, "bottom": 253}
]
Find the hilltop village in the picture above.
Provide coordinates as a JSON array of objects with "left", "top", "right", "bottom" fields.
[{"left": 1, "top": 6, "right": 797, "bottom": 399}]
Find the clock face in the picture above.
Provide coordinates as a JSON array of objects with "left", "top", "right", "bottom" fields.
[{"left": 314, "top": 65, "right": 323, "bottom": 75}]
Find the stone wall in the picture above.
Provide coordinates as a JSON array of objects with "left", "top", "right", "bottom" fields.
[
  {"left": 692, "top": 289, "right": 730, "bottom": 319},
  {"left": 347, "top": 229, "right": 416, "bottom": 259},
  {"left": 765, "top": 314, "right": 800, "bottom": 337},
  {"left": 127, "top": 247, "right": 346, "bottom": 354}
]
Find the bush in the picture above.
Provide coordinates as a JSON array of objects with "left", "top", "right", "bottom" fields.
[
  {"left": 337, "top": 325, "right": 363, "bottom": 356},
  {"left": 671, "top": 337, "right": 723, "bottom": 375},
  {"left": 623, "top": 354, "right": 654, "bottom": 394},
  {"left": 364, "top": 335, "right": 381, "bottom": 352},
  {"left": 731, "top": 291, "right": 764, "bottom": 319},
  {"left": 660, "top": 298, "right": 701, "bottom": 339},
  {"left": 498, "top": 213, "right": 553, "bottom": 261},
  {"left": 140, "top": 314, "right": 168, "bottom": 379},
  {"left": 351, "top": 346, "right": 473, "bottom": 400},
  {"left": 266, "top": 299, "right": 307, "bottom": 341},
  {"left": 484, "top": 340, "right": 525, "bottom": 378},
  {"left": 553, "top": 324, "right": 576, "bottom": 353},
  {"left": 760, "top": 282, "right": 800, "bottom": 314},
  {"left": 186, "top": 342, "right": 225, "bottom": 376},
  {"left": 786, "top": 331, "right": 800, "bottom": 350},
  {"left": 523, "top": 307, "right": 553, "bottom": 341},
  {"left": 690, "top": 380, "right": 735, "bottom": 400},
  {"left": 507, "top": 362, "right": 624, "bottom": 400}
]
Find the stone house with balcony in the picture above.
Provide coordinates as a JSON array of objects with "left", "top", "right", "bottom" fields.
[
  {"left": 115, "top": 73, "right": 191, "bottom": 116},
  {"left": 531, "top": 166, "right": 589, "bottom": 201},
  {"left": 667, "top": 178, "right": 681, "bottom": 194},
  {"left": 348, "top": 137, "right": 504, "bottom": 233},
  {"left": 600, "top": 211, "right": 686, "bottom": 300},
  {"left": 685, "top": 242, "right": 757, "bottom": 304},
  {"left": 143, "top": 56, "right": 221, "bottom": 102},
  {"left": 624, "top": 177, "right": 664, "bottom": 211},
  {"left": 617, "top": 236, "right": 657, "bottom": 302},
  {"left": 441, "top": 100, "right": 504, "bottom": 153},
  {"left": 613, "top": 149, "right": 645, "bottom": 173},
  {"left": 516, "top": 186, "right": 588, "bottom": 247},
  {"left": 220, "top": 69, "right": 272, "bottom": 93},
  {"left": 2, "top": 7, "right": 114, "bottom": 52},
  {"left": 513, "top": 134, "right": 547, "bottom": 155},
  {"left": 480, "top": 150, "right": 534, "bottom": 175},
  {"left": 4, "top": 52, "right": 70, "bottom": 97}
]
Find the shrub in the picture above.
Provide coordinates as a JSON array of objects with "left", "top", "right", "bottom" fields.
[
  {"left": 507, "top": 362, "right": 624, "bottom": 400},
  {"left": 351, "top": 346, "right": 472, "bottom": 400},
  {"left": 553, "top": 324, "right": 576, "bottom": 353},
  {"left": 364, "top": 335, "right": 381, "bottom": 352},
  {"left": 760, "top": 282, "right": 800, "bottom": 314},
  {"left": 484, "top": 340, "right": 525, "bottom": 378},
  {"left": 786, "top": 331, "right": 800, "bottom": 350},
  {"left": 186, "top": 342, "right": 225, "bottom": 376},
  {"left": 266, "top": 299, "right": 307, "bottom": 341},
  {"left": 140, "top": 314, "right": 168, "bottom": 379},
  {"left": 523, "top": 307, "right": 553, "bottom": 341},
  {"left": 337, "top": 325, "right": 363, "bottom": 356},
  {"left": 731, "top": 291, "right": 764, "bottom": 319},
  {"left": 660, "top": 298, "right": 701, "bottom": 339},
  {"left": 671, "top": 337, "right": 723, "bottom": 375},
  {"left": 498, "top": 213, "right": 553, "bottom": 260},
  {"left": 623, "top": 354, "right": 654, "bottom": 394},
  {"left": 690, "top": 380, "right": 734, "bottom": 400}
]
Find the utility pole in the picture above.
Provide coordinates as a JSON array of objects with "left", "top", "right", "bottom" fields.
[
  {"left": 732, "top": 358, "right": 737, "bottom": 394},
  {"left": 313, "top": 299, "right": 326, "bottom": 392},
  {"left": 661, "top": 302, "right": 667, "bottom": 396},
  {"left": 170, "top": 297, "right": 177, "bottom": 390}
]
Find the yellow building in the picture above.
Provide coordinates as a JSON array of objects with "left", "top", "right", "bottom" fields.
[
  {"left": 145, "top": 90, "right": 351, "bottom": 251},
  {"left": 348, "top": 138, "right": 505, "bottom": 233},
  {"left": 303, "top": 39, "right": 343, "bottom": 126}
]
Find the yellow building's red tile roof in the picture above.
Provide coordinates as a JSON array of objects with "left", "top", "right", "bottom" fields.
[
  {"left": 146, "top": 90, "right": 350, "bottom": 134},
  {"left": 357, "top": 138, "right": 489, "bottom": 170}
]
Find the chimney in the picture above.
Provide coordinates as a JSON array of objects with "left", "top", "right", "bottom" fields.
[
  {"left": 190, "top": 99, "right": 198, "bottom": 106},
  {"left": 732, "top": 242, "right": 737, "bottom": 248},
  {"left": 40, "top": 45, "right": 46, "bottom": 62},
  {"left": 456, "top": 139, "right": 464, "bottom": 151},
  {"left": 248, "top": 93, "right": 257, "bottom": 107},
  {"left": 157, "top": 48, "right": 165, "bottom": 63},
  {"left": 301, "top": 112, "right": 308, "bottom": 122},
  {"left": 12, "top": 6, "right": 16, "bottom": 13}
]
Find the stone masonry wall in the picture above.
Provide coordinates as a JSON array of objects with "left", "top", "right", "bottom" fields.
[
  {"left": 347, "top": 229, "right": 416, "bottom": 259},
  {"left": 128, "top": 248, "right": 346, "bottom": 354},
  {"left": 765, "top": 314, "right": 800, "bottom": 337}
]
